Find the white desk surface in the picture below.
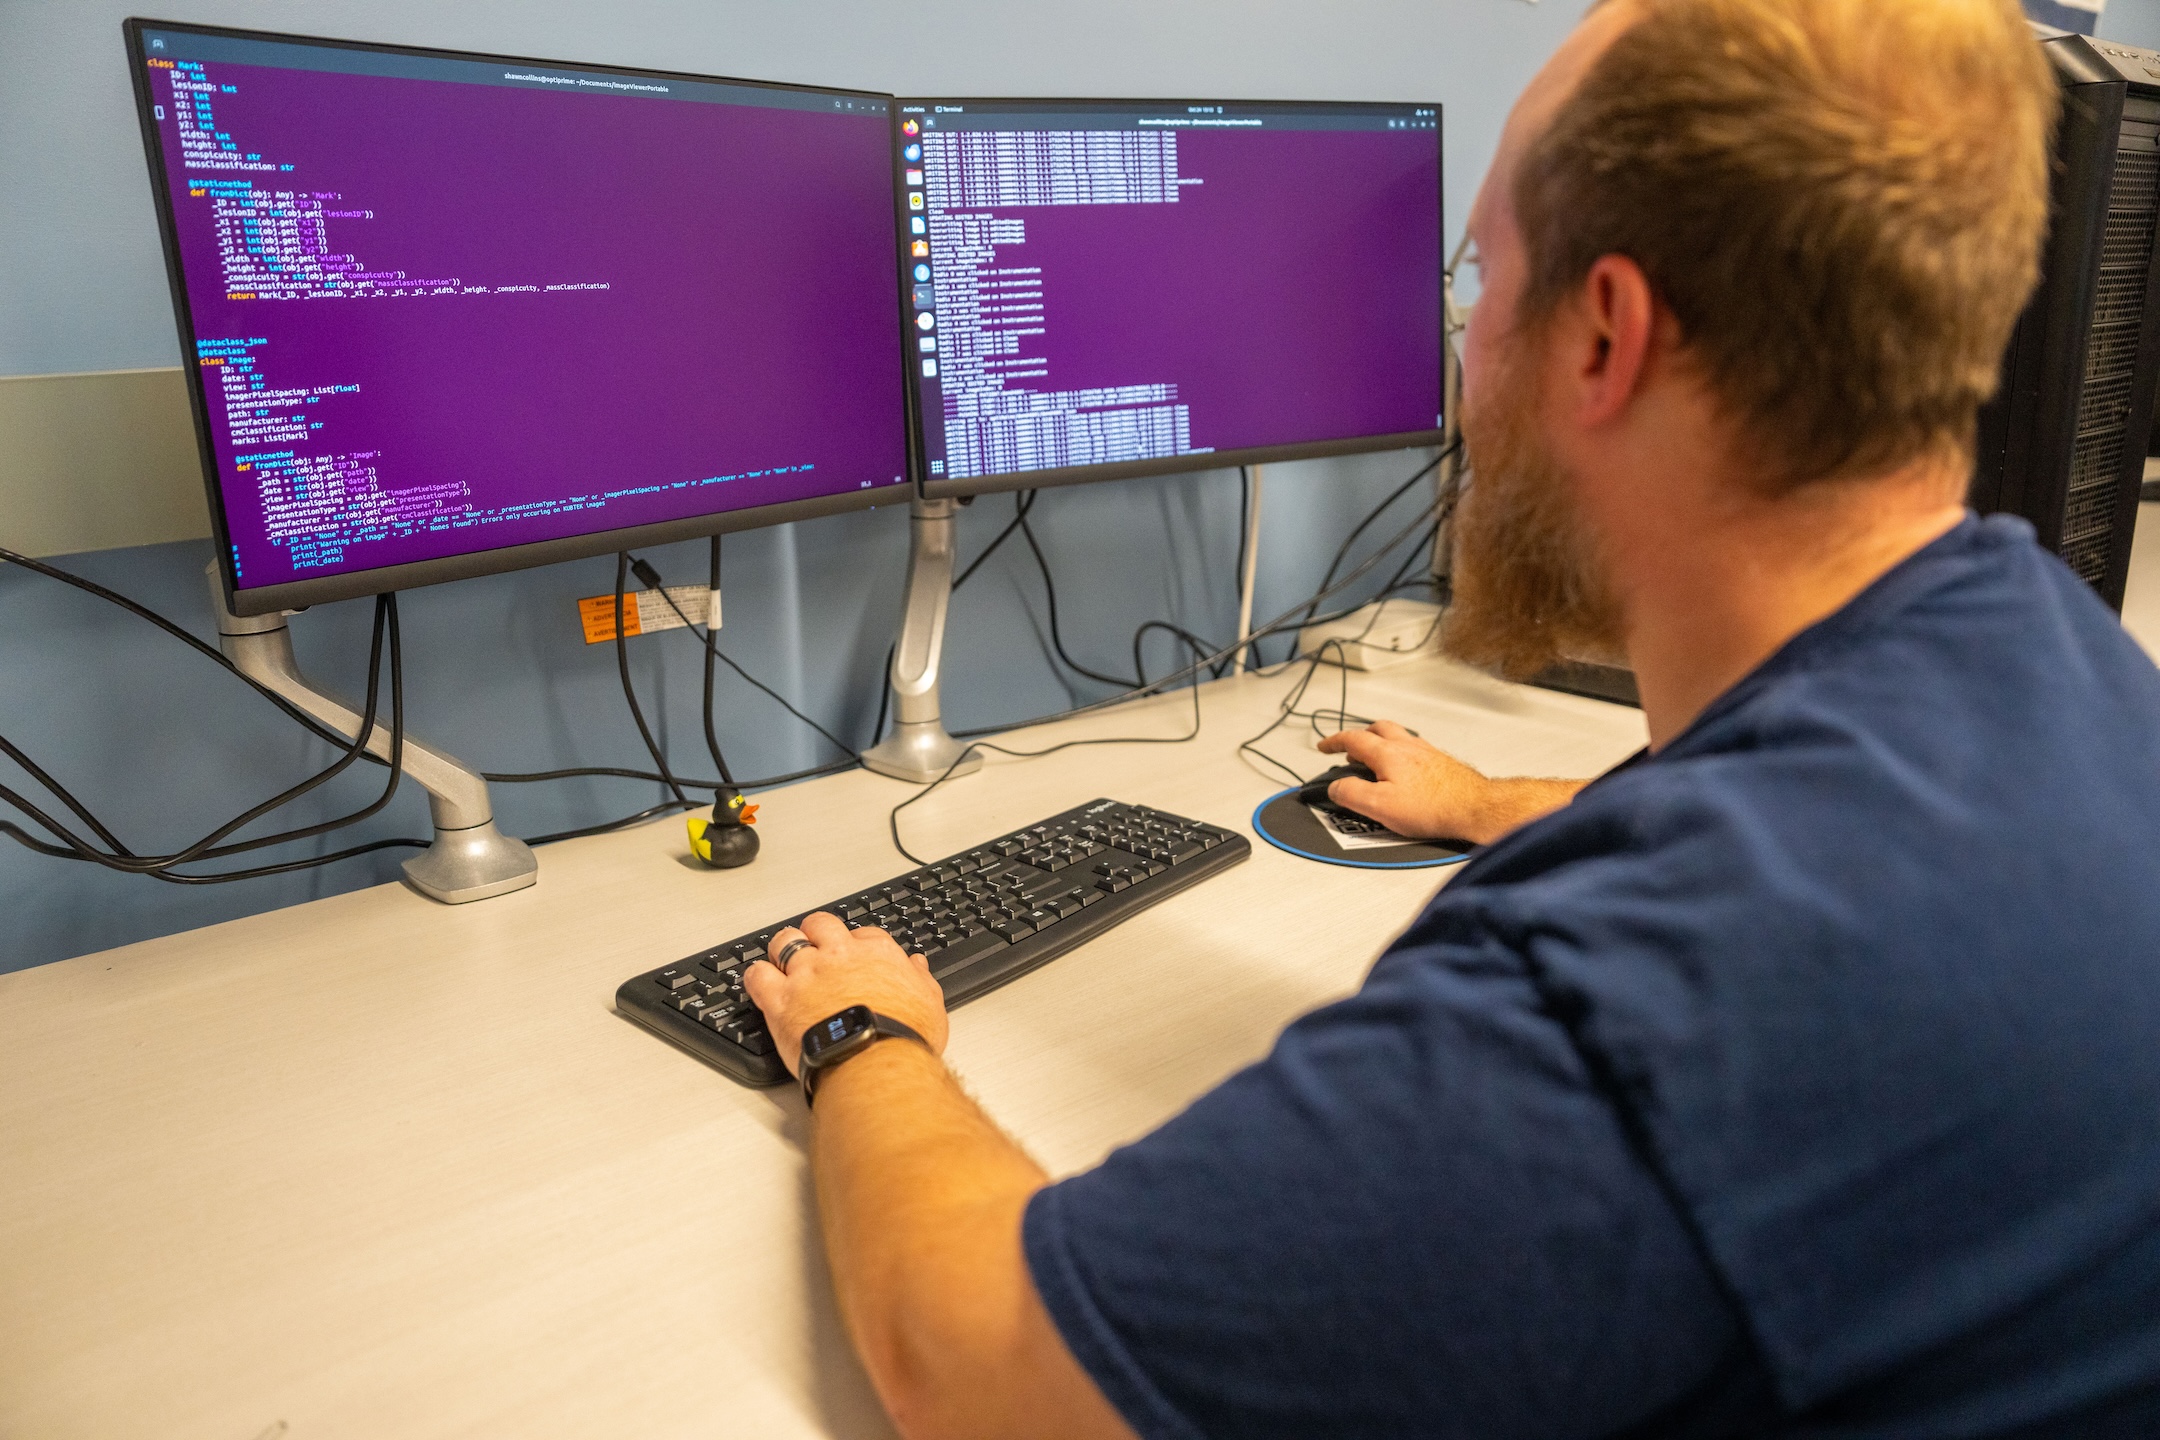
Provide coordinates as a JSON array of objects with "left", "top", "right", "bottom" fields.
[
  {"left": 0, "top": 651, "right": 1660, "bottom": 1440},
  {"left": 5, "top": 512, "right": 2155, "bottom": 1440}
]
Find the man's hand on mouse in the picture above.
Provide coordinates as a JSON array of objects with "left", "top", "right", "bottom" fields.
[
  {"left": 1317, "top": 720, "right": 1586, "bottom": 847},
  {"left": 745, "top": 912, "right": 951, "bottom": 1076}
]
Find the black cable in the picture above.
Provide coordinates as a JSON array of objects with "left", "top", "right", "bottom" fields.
[
  {"left": 1017, "top": 502, "right": 1144, "bottom": 690},
  {"left": 0, "top": 446, "right": 1458, "bottom": 882},
  {"left": 615, "top": 553, "right": 691, "bottom": 807},
  {"left": 525, "top": 797, "right": 702, "bottom": 846},
  {"left": 1240, "top": 450, "right": 1462, "bottom": 684},
  {"left": 1237, "top": 636, "right": 1358, "bottom": 788},
  {"left": 0, "top": 546, "right": 390, "bottom": 764},
  {"left": 489, "top": 765, "right": 721, "bottom": 787},
  {"left": 1235, "top": 466, "right": 1250, "bottom": 611},
  {"left": 512, "top": 752, "right": 861, "bottom": 847},
  {"left": 0, "top": 829, "right": 434, "bottom": 885},
  {"left": 1013, "top": 496, "right": 1145, "bottom": 690},
  {"left": 485, "top": 758, "right": 858, "bottom": 792},
  {"left": 0, "top": 733, "right": 133, "bottom": 855},
  {"left": 956, "top": 490, "right": 1036, "bottom": 591},
  {"left": 635, "top": 555, "right": 860, "bottom": 763},
  {"left": 1237, "top": 570, "right": 1449, "bottom": 786},
  {"left": 1, "top": 594, "right": 396, "bottom": 869},
  {"left": 870, "top": 488, "right": 1039, "bottom": 746},
  {"left": 870, "top": 643, "right": 896, "bottom": 748},
  {"left": 888, "top": 631, "right": 1211, "bottom": 865},
  {"left": 952, "top": 482, "right": 1451, "bottom": 742},
  {"left": 0, "top": 547, "right": 856, "bottom": 883},
  {"left": 0, "top": 594, "right": 418, "bottom": 882},
  {"left": 701, "top": 536, "right": 736, "bottom": 788},
  {"left": 1295, "top": 449, "right": 1447, "bottom": 634},
  {"left": 1133, "top": 619, "right": 1230, "bottom": 687},
  {"left": 1232, "top": 465, "right": 1266, "bottom": 671}
]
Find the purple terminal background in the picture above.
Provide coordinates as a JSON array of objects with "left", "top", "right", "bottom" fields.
[
  {"left": 917, "top": 127, "right": 1442, "bottom": 475},
  {"left": 151, "top": 57, "right": 909, "bottom": 591}
]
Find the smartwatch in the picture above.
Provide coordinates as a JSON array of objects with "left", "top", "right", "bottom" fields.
[{"left": 797, "top": 1005, "right": 929, "bottom": 1107}]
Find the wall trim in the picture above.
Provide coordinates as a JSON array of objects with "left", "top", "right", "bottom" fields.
[{"left": 0, "top": 366, "right": 211, "bottom": 558}]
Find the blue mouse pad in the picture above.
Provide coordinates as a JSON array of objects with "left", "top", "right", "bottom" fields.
[{"left": 1252, "top": 788, "right": 1474, "bottom": 870}]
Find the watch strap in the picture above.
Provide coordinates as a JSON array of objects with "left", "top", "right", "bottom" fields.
[{"left": 801, "top": 1010, "right": 928, "bottom": 1107}]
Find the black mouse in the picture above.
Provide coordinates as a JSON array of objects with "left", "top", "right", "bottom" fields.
[{"left": 1299, "top": 762, "right": 1376, "bottom": 806}]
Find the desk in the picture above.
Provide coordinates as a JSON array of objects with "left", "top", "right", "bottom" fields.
[{"left": 0, "top": 654, "right": 1645, "bottom": 1440}]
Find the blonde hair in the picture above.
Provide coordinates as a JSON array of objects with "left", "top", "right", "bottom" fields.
[{"left": 1513, "top": 0, "right": 2057, "bottom": 485}]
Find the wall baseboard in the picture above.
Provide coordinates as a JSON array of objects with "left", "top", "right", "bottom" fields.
[{"left": 0, "top": 367, "right": 212, "bottom": 558}]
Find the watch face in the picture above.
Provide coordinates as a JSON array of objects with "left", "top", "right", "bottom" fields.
[{"left": 802, "top": 1005, "right": 875, "bottom": 1065}]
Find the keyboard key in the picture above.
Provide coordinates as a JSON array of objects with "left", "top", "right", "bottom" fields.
[
  {"left": 1097, "top": 875, "right": 1131, "bottom": 893},
  {"left": 991, "top": 920, "right": 1035, "bottom": 941},
  {"left": 927, "top": 929, "right": 1007, "bottom": 973},
  {"left": 657, "top": 969, "right": 697, "bottom": 992}
]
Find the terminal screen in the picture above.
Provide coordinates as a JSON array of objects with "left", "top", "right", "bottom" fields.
[
  {"left": 132, "top": 26, "right": 909, "bottom": 600},
  {"left": 895, "top": 99, "right": 1443, "bottom": 489}
]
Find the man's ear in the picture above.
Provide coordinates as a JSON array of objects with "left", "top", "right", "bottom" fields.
[{"left": 1565, "top": 253, "right": 1658, "bottom": 429}]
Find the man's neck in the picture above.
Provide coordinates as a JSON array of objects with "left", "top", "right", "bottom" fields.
[{"left": 1607, "top": 455, "right": 1969, "bottom": 751}]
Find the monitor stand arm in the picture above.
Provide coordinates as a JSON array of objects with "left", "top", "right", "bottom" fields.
[
  {"left": 205, "top": 564, "right": 539, "bottom": 903},
  {"left": 861, "top": 496, "right": 983, "bottom": 784}
]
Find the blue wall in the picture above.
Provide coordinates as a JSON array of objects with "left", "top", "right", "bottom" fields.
[
  {"left": 2102, "top": 0, "right": 2160, "bottom": 46},
  {"left": 0, "top": 0, "right": 1590, "bottom": 972}
]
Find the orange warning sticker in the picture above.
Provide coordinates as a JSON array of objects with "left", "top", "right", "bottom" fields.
[
  {"left": 577, "top": 585, "right": 711, "bottom": 644},
  {"left": 578, "top": 594, "right": 644, "bottom": 644}
]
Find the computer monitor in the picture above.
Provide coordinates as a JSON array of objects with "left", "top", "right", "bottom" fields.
[
  {"left": 893, "top": 97, "right": 1445, "bottom": 496},
  {"left": 126, "top": 21, "right": 912, "bottom": 617}
]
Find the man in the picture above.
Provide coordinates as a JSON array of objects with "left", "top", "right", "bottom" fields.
[{"left": 747, "top": 0, "right": 2160, "bottom": 1434}]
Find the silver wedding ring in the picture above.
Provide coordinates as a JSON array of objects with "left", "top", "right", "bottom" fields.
[{"left": 770, "top": 937, "right": 814, "bottom": 973}]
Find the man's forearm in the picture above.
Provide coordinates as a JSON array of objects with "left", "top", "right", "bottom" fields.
[
  {"left": 1474, "top": 776, "right": 1587, "bottom": 842},
  {"left": 810, "top": 1040, "right": 1065, "bottom": 1438}
]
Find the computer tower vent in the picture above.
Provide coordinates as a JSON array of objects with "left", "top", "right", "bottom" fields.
[
  {"left": 2064, "top": 126, "right": 2160, "bottom": 584},
  {"left": 1972, "top": 35, "right": 2160, "bottom": 612}
]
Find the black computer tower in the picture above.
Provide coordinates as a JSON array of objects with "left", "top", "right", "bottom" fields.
[{"left": 1974, "top": 32, "right": 2160, "bottom": 612}]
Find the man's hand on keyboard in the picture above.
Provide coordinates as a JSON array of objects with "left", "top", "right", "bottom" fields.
[
  {"left": 1317, "top": 720, "right": 1586, "bottom": 847},
  {"left": 745, "top": 911, "right": 951, "bottom": 1076}
]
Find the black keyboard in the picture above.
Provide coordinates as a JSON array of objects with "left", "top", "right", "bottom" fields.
[{"left": 616, "top": 798, "right": 1251, "bottom": 1086}]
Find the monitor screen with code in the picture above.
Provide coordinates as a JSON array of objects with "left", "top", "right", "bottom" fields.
[
  {"left": 895, "top": 98, "right": 1444, "bottom": 496},
  {"left": 129, "top": 23, "right": 911, "bottom": 612}
]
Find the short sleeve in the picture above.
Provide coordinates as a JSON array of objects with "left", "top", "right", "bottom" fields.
[{"left": 1022, "top": 926, "right": 1756, "bottom": 1440}]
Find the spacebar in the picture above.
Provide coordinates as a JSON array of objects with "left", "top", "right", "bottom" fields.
[{"left": 927, "top": 930, "right": 1010, "bottom": 977}]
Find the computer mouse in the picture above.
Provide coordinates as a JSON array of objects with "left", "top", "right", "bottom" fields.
[{"left": 1298, "top": 762, "right": 1376, "bottom": 806}]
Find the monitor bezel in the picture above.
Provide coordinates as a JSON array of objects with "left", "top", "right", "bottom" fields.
[
  {"left": 124, "top": 18, "right": 914, "bottom": 617},
  {"left": 890, "top": 95, "right": 1446, "bottom": 500}
]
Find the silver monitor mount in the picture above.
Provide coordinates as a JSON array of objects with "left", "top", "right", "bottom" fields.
[
  {"left": 206, "top": 563, "right": 538, "bottom": 903},
  {"left": 860, "top": 496, "right": 982, "bottom": 784}
]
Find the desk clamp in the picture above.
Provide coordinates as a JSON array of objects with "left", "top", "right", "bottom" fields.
[{"left": 205, "top": 564, "right": 539, "bottom": 903}]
